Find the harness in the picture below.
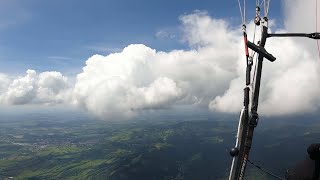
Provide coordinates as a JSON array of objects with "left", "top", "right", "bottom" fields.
[{"left": 229, "top": 0, "right": 320, "bottom": 179}]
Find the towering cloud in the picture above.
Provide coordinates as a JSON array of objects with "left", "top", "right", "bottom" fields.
[{"left": 72, "top": 38, "right": 236, "bottom": 118}]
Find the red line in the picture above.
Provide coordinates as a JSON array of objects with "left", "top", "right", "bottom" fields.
[{"left": 244, "top": 36, "right": 249, "bottom": 57}]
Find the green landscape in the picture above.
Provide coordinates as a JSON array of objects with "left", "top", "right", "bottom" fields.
[{"left": 0, "top": 113, "right": 319, "bottom": 180}]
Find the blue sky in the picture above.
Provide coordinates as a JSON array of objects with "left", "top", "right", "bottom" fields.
[
  {"left": 0, "top": 0, "right": 283, "bottom": 75},
  {"left": 1, "top": 0, "right": 319, "bottom": 119}
]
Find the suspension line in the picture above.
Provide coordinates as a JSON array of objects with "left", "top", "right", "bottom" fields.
[{"left": 316, "top": 0, "right": 320, "bottom": 59}]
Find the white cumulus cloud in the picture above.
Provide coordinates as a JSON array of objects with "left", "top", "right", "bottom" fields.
[
  {"left": 1, "top": 69, "right": 70, "bottom": 105},
  {"left": 72, "top": 38, "right": 236, "bottom": 119}
]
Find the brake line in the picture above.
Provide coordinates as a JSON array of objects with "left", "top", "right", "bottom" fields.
[{"left": 248, "top": 159, "right": 285, "bottom": 180}]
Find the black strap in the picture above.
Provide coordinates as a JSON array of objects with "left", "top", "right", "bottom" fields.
[
  {"left": 312, "top": 160, "right": 320, "bottom": 180},
  {"left": 267, "top": 32, "right": 320, "bottom": 39}
]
